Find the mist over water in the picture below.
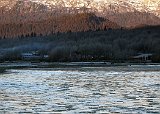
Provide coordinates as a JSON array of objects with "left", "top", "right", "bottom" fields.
[{"left": 0, "top": 66, "right": 160, "bottom": 113}]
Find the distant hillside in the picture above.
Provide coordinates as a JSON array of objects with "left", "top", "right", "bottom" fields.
[
  {"left": 0, "top": 13, "right": 119, "bottom": 38},
  {"left": 105, "top": 11, "right": 160, "bottom": 28},
  {"left": 0, "top": 0, "right": 51, "bottom": 23},
  {"left": 0, "top": 0, "right": 160, "bottom": 38}
]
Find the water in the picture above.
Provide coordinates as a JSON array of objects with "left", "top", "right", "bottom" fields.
[{"left": 0, "top": 66, "right": 160, "bottom": 113}]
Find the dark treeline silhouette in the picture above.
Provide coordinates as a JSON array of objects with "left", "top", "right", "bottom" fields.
[{"left": 0, "top": 25, "right": 160, "bottom": 62}]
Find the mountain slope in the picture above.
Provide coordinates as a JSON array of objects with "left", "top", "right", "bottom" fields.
[
  {"left": 0, "top": 13, "right": 120, "bottom": 38},
  {"left": 105, "top": 11, "right": 160, "bottom": 28},
  {"left": 0, "top": 0, "right": 160, "bottom": 38},
  {"left": 0, "top": 0, "right": 160, "bottom": 23},
  {"left": 0, "top": 0, "right": 51, "bottom": 23}
]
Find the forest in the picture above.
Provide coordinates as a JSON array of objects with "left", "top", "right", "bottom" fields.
[
  {"left": 0, "top": 13, "right": 119, "bottom": 39},
  {"left": 0, "top": 25, "right": 160, "bottom": 62}
]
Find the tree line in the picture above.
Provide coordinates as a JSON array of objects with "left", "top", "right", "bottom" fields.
[{"left": 0, "top": 25, "right": 160, "bottom": 62}]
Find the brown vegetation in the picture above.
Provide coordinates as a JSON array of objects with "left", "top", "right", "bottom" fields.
[
  {"left": 0, "top": 13, "right": 119, "bottom": 38},
  {"left": 105, "top": 11, "right": 160, "bottom": 28}
]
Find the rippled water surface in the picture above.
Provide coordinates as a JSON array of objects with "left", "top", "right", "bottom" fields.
[{"left": 0, "top": 66, "right": 160, "bottom": 113}]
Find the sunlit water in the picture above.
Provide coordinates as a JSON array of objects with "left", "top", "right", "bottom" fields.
[{"left": 0, "top": 66, "right": 160, "bottom": 113}]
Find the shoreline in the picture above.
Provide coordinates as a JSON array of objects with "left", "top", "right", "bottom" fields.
[
  {"left": 0, "top": 61, "right": 160, "bottom": 70},
  {"left": 1, "top": 61, "right": 160, "bottom": 67},
  {"left": 1, "top": 62, "right": 160, "bottom": 74}
]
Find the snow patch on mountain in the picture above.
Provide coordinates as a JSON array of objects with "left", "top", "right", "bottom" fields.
[
  {"left": 0, "top": 0, "right": 160, "bottom": 17},
  {"left": 24, "top": 0, "right": 160, "bottom": 17}
]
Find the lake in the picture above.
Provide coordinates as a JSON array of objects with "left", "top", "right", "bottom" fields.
[{"left": 0, "top": 65, "right": 160, "bottom": 113}]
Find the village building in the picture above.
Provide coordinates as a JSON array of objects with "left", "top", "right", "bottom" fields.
[
  {"left": 132, "top": 53, "right": 153, "bottom": 62},
  {"left": 21, "top": 51, "right": 49, "bottom": 60}
]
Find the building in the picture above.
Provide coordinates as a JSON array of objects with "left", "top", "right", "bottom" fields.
[
  {"left": 132, "top": 53, "right": 153, "bottom": 62},
  {"left": 21, "top": 51, "right": 48, "bottom": 60}
]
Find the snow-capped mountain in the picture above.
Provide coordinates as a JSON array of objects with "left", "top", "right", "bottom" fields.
[
  {"left": 0, "top": 0, "right": 160, "bottom": 38},
  {"left": 25, "top": 0, "right": 160, "bottom": 17},
  {"left": 0, "top": 0, "right": 159, "bottom": 25},
  {"left": 0, "top": 0, "right": 159, "bottom": 16}
]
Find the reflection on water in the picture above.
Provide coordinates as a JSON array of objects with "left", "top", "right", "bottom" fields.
[{"left": 0, "top": 66, "right": 160, "bottom": 113}]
